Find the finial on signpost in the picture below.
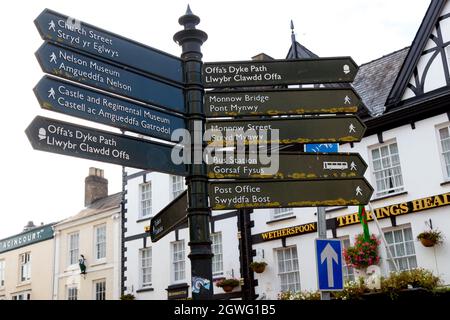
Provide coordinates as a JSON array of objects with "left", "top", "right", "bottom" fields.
[
  {"left": 174, "top": 5, "right": 207, "bottom": 45},
  {"left": 186, "top": 4, "right": 193, "bottom": 15}
]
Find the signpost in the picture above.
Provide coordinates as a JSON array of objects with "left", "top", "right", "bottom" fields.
[
  {"left": 35, "top": 9, "right": 183, "bottom": 84},
  {"left": 35, "top": 42, "right": 185, "bottom": 113},
  {"left": 25, "top": 116, "right": 187, "bottom": 176},
  {"left": 206, "top": 116, "right": 366, "bottom": 145},
  {"left": 34, "top": 76, "right": 186, "bottom": 142},
  {"left": 202, "top": 57, "right": 358, "bottom": 88},
  {"left": 207, "top": 152, "right": 367, "bottom": 179},
  {"left": 208, "top": 178, "right": 373, "bottom": 210},
  {"left": 315, "top": 239, "right": 344, "bottom": 291},
  {"left": 150, "top": 191, "right": 188, "bottom": 242},
  {"left": 205, "top": 88, "right": 360, "bottom": 117}
]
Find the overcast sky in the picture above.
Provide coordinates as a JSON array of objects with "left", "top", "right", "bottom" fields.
[{"left": 0, "top": 0, "right": 430, "bottom": 238}]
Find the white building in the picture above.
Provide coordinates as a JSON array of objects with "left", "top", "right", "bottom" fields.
[{"left": 122, "top": 0, "right": 450, "bottom": 300}]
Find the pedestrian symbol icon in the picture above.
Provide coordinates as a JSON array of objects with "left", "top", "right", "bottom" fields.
[
  {"left": 48, "top": 20, "right": 56, "bottom": 32},
  {"left": 349, "top": 123, "right": 356, "bottom": 133},
  {"left": 50, "top": 52, "right": 57, "bottom": 64},
  {"left": 356, "top": 186, "right": 363, "bottom": 196}
]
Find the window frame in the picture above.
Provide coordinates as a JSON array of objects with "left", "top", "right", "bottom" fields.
[
  {"left": 340, "top": 237, "right": 355, "bottom": 283},
  {"left": 383, "top": 225, "right": 417, "bottom": 272},
  {"left": 276, "top": 246, "right": 301, "bottom": 293},
  {"left": 94, "top": 224, "right": 107, "bottom": 261},
  {"left": 0, "top": 259, "right": 5, "bottom": 287},
  {"left": 211, "top": 232, "right": 223, "bottom": 277},
  {"left": 19, "top": 252, "right": 31, "bottom": 283},
  {"left": 139, "top": 182, "right": 152, "bottom": 219},
  {"left": 171, "top": 175, "right": 184, "bottom": 199},
  {"left": 93, "top": 279, "right": 106, "bottom": 300},
  {"left": 369, "top": 140, "right": 405, "bottom": 198},
  {"left": 68, "top": 232, "right": 80, "bottom": 267},
  {"left": 436, "top": 123, "right": 450, "bottom": 181},
  {"left": 171, "top": 240, "right": 186, "bottom": 283},
  {"left": 140, "top": 247, "right": 152, "bottom": 289},
  {"left": 67, "top": 286, "right": 78, "bottom": 300},
  {"left": 272, "top": 207, "right": 294, "bottom": 220}
]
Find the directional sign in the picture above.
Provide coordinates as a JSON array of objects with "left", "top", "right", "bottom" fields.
[
  {"left": 206, "top": 116, "right": 366, "bottom": 145},
  {"left": 35, "top": 42, "right": 185, "bottom": 113},
  {"left": 208, "top": 178, "right": 374, "bottom": 210},
  {"left": 207, "top": 152, "right": 367, "bottom": 179},
  {"left": 205, "top": 88, "right": 360, "bottom": 117},
  {"left": 34, "top": 76, "right": 185, "bottom": 142},
  {"left": 25, "top": 116, "right": 187, "bottom": 176},
  {"left": 202, "top": 57, "right": 358, "bottom": 88},
  {"left": 35, "top": 9, "right": 183, "bottom": 84},
  {"left": 150, "top": 190, "right": 188, "bottom": 242},
  {"left": 315, "top": 239, "right": 344, "bottom": 291}
]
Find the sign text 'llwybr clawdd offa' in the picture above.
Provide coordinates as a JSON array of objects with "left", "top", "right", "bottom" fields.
[
  {"left": 35, "top": 42, "right": 185, "bottom": 113},
  {"left": 35, "top": 9, "right": 183, "bottom": 84},
  {"left": 150, "top": 191, "right": 188, "bottom": 242},
  {"left": 252, "top": 192, "right": 450, "bottom": 244},
  {"left": 34, "top": 76, "right": 185, "bottom": 142},
  {"left": 25, "top": 116, "right": 187, "bottom": 176},
  {"left": 202, "top": 57, "right": 358, "bottom": 88},
  {"left": 206, "top": 116, "right": 366, "bottom": 145},
  {"left": 207, "top": 152, "right": 367, "bottom": 179},
  {"left": 0, "top": 224, "right": 54, "bottom": 253},
  {"left": 205, "top": 88, "right": 361, "bottom": 117},
  {"left": 209, "top": 178, "right": 373, "bottom": 210}
]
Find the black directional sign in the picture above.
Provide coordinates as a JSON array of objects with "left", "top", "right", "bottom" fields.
[
  {"left": 150, "top": 191, "right": 188, "bottom": 242},
  {"left": 35, "top": 9, "right": 183, "bottom": 84},
  {"left": 25, "top": 116, "right": 187, "bottom": 176},
  {"left": 34, "top": 76, "right": 185, "bottom": 142},
  {"left": 207, "top": 152, "right": 367, "bottom": 179},
  {"left": 206, "top": 116, "right": 366, "bottom": 145},
  {"left": 209, "top": 178, "right": 374, "bottom": 210},
  {"left": 202, "top": 57, "right": 358, "bottom": 88},
  {"left": 205, "top": 88, "right": 361, "bottom": 117},
  {"left": 35, "top": 42, "right": 185, "bottom": 113}
]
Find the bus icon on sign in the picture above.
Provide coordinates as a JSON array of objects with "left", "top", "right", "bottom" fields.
[{"left": 323, "top": 162, "right": 348, "bottom": 170}]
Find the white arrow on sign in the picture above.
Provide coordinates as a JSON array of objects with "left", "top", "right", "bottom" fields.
[{"left": 320, "top": 243, "right": 339, "bottom": 287}]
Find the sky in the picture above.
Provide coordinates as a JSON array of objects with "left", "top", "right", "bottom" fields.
[{"left": 0, "top": 0, "right": 431, "bottom": 238}]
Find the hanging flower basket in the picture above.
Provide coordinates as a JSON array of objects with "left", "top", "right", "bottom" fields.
[
  {"left": 343, "top": 234, "right": 380, "bottom": 270},
  {"left": 250, "top": 261, "right": 267, "bottom": 273},
  {"left": 215, "top": 278, "right": 240, "bottom": 292},
  {"left": 417, "top": 230, "right": 443, "bottom": 247}
]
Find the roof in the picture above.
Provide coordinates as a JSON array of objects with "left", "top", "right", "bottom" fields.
[
  {"left": 386, "top": 0, "right": 448, "bottom": 106},
  {"left": 56, "top": 192, "right": 122, "bottom": 225},
  {"left": 352, "top": 47, "right": 410, "bottom": 117}
]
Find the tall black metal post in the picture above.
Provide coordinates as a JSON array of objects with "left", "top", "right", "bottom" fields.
[
  {"left": 238, "top": 208, "right": 256, "bottom": 300},
  {"left": 174, "top": 7, "right": 212, "bottom": 300}
]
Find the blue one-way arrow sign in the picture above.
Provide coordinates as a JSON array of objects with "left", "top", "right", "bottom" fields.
[{"left": 315, "top": 239, "right": 343, "bottom": 291}]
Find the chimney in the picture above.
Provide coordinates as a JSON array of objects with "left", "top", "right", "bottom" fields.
[{"left": 85, "top": 167, "right": 108, "bottom": 206}]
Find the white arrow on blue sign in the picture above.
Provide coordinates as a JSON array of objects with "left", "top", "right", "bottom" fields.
[{"left": 315, "top": 239, "right": 344, "bottom": 291}]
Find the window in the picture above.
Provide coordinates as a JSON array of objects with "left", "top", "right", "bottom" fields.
[
  {"left": 0, "top": 260, "right": 4, "bottom": 287},
  {"left": 384, "top": 226, "right": 417, "bottom": 271},
  {"left": 341, "top": 238, "right": 355, "bottom": 283},
  {"left": 12, "top": 292, "right": 30, "bottom": 300},
  {"left": 67, "top": 287, "right": 78, "bottom": 300},
  {"left": 211, "top": 233, "right": 223, "bottom": 276},
  {"left": 94, "top": 279, "right": 106, "bottom": 300},
  {"left": 171, "top": 175, "right": 184, "bottom": 199},
  {"left": 171, "top": 240, "right": 185, "bottom": 282},
  {"left": 272, "top": 207, "right": 294, "bottom": 220},
  {"left": 140, "top": 247, "right": 152, "bottom": 288},
  {"left": 68, "top": 232, "right": 79, "bottom": 266},
  {"left": 438, "top": 125, "right": 450, "bottom": 179},
  {"left": 371, "top": 142, "right": 404, "bottom": 197},
  {"left": 276, "top": 246, "right": 300, "bottom": 292},
  {"left": 140, "top": 182, "right": 152, "bottom": 218},
  {"left": 94, "top": 224, "right": 106, "bottom": 260},
  {"left": 19, "top": 252, "right": 31, "bottom": 282}
]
